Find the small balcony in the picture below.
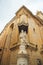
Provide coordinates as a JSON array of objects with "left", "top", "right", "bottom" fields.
[{"left": 27, "top": 42, "right": 38, "bottom": 51}]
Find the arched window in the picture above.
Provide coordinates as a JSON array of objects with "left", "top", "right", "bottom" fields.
[
  {"left": 37, "top": 59, "right": 42, "bottom": 65},
  {"left": 33, "top": 28, "right": 35, "bottom": 32},
  {"left": 10, "top": 23, "right": 14, "bottom": 30}
]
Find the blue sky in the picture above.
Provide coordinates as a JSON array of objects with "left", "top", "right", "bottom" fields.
[{"left": 0, "top": 0, "right": 43, "bottom": 33}]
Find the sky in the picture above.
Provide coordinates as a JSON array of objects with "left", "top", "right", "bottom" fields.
[{"left": 0, "top": 0, "right": 43, "bottom": 33}]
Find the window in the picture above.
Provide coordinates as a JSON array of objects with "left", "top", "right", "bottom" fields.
[
  {"left": 33, "top": 28, "right": 35, "bottom": 32},
  {"left": 37, "top": 59, "right": 42, "bottom": 65},
  {"left": 0, "top": 48, "right": 2, "bottom": 52},
  {"left": 10, "top": 23, "right": 14, "bottom": 30}
]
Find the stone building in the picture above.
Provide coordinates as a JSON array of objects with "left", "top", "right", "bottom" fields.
[{"left": 0, "top": 6, "right": 43, "bottom": 65}]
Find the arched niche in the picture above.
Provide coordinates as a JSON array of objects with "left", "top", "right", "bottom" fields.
[{"left": 18, "top": 22, "right": 28, "bottom": 34}]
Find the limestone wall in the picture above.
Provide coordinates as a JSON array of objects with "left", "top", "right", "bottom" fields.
[{"left": 0, "top": 7, "right": 43, "bottom": 65}]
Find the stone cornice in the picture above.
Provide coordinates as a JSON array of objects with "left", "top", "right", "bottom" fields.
[{"left": 10, "top": 42, "right": 38, "bottom": 51}]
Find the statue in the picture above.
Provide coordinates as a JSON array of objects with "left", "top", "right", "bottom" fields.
[
  {"left": 19, "top": 30, "right": 27, "bottom": 44},
  {"left": 18, "top": 30, "right": 27, "bottom": 54}
]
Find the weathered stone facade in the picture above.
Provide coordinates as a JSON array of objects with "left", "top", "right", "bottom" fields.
[{"left": 0, "top": 6, "right": 43, "bottom": 65}]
